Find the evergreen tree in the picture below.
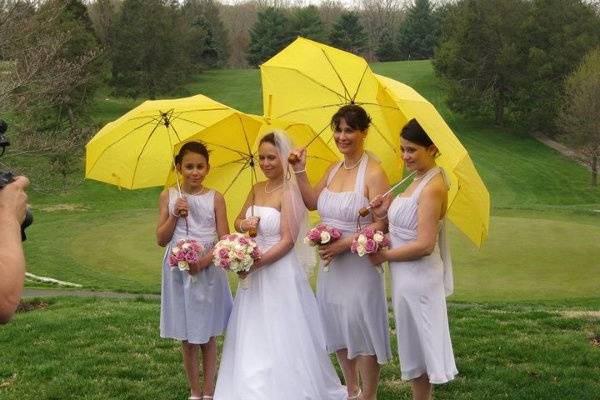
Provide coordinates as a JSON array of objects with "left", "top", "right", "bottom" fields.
[
  {"left": 182, "top": 0, "right": 230, "bottom": 69},
  {"left": 516, "top": 0, "right": 600, "bottom": 132},
  {"left": 111, "top": 0, "right": 190, "bottom": 98},
  {"left": 290, "top": 5, "right": 326, "bottom": 43},
  {"left": 329, "top": 11, "right": 367, "bottom": 55},
  {"left": 397, "top": 0, "right": 440, "bottom": 60},
  {"left": 247, "top": 7, "right": 292, "bottom": 67},
  {"left": 433, "top": 0, "right": 529, "bottom": 125},
  {"left": 375, "top": 28, "right": 399, "bottom": 61}
]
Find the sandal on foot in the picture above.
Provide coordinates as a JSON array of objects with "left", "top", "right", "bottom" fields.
[{"left": 348, "top": 388, "right": 362, "bottom": 400}]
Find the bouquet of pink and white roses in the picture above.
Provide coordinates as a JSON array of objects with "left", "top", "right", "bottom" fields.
[
  {"left": 213, "top": 233, "right": 261, "bottom": 289},
  {"left": 351, "top": 227, "right": 390, "bottom": 274},
  {"left": 169, "top": 238, "right": 205, "bottom": 281},
  {"left": 304, "top": 224, "right": 342, "bottom": 272}
]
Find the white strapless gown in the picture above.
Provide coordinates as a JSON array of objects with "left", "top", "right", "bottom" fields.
[{"left": 214, "top": 206, "right": 346, "bottom": 400}]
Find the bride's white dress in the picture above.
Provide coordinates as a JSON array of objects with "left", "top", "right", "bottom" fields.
[{"left": 214, "top": 206, "right": 346, "bottom": 400}]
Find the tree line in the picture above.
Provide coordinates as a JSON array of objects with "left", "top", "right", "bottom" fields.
[{"left": 1, "top": 0, "right": 599, "bottom": 187}]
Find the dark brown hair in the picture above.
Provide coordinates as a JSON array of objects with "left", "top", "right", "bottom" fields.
[
  {"left": 400, "top": 119, "right": 434, "bottom": 147},
  {"left": 175, "top": 141, "right": 209, "bottom": 165},
  {"left": 330, "top": 104, "right": 372, "bottom": 132}
]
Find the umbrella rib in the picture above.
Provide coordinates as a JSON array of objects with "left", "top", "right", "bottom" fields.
[
  {"left": 211, "top": 156, "right": 249, "bottom": 169},
  {"left": 320, "top": 48, "right": 353, "bottom": 101},
  {"left": 87, "top": 117, "right": 164, "bottom": 176},
  {"left": 266, "top": 66, "right": 348, "bottom": 101},
  {"left": 130, "top": 121, "right": 163, "bottom": 187},
  {"left": 201, "top": 140, "right": 251, "bottom": 159},
  {"left": 369, "top": 121, "right": 399, "bottom": 156},
  {"left": 276, "top": 102, "right": 347, "bottom": 120},
  {"left": 355, "top": 101, "right": 402, "bottom": 112},
  {"left": 222, "top": 161, "right": 252, "bottom": 196},
  {"left": 351, "top": 65, "right": 370, "bottom": 103}
]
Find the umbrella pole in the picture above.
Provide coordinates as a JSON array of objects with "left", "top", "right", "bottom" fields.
[
  {"left": 172, "top": 158, "right": 190, "bottom": 237},
  {"left": 358, "top": 171, "right": 417, "bottom": 217}
]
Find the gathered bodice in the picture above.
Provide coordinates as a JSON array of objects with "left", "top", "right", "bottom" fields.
[
  {"left": 317, "top": 154, "right": 373, "bottom": 234},
  {"left": 168, "top": 188, "right": 217, "bottom": 246},
  {"left": 246, "top": 206, "right": 281, "bottom": 249},
  {"left": 388, "top": 167, "right": 442, "bottom": 242}
]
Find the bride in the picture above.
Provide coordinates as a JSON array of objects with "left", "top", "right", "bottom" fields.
[{"left": 213, "top": 131, "right": 346, "bottom": 400}]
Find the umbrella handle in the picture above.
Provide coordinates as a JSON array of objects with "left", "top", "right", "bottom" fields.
[
  {"left": 356, "top": 171, "right": 417, "bottom": 218},
  {"left": 288, "top": 153, "right": 299, "bottom": 164},
  {"left": 248, "top": 227, "right": 257, "bottom": 237}
]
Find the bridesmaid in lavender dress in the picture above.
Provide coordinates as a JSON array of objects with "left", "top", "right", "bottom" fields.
[
  {"left": 157, "top": 142, "right": 233, "bottom": 400},
  {"left": 369, "top": 119, "right": 457, "bottom": 400},
  {"left": 290, "top": 105, "right": 392, "bottom": 400}
]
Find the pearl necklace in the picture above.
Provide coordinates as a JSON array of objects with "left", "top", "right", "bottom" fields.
[
  {"left": 343, "top": 153, "right": 365, "bottom": 170},
  {"left": 264, "top": 181, "right": 283, "bottom": 194}
]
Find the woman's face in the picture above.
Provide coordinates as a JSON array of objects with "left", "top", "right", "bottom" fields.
[
  {"left": 177, "top": 151, "right": 209, "bottom": 189},
  {"left": 258, "top": 142, "right": 283, "bottom": 180},
  {"left": 400, "top": 137, "right": 437, "bottom": 172},
  {"left": 333, "top": 118, "right": 366, "bottom": 155}
]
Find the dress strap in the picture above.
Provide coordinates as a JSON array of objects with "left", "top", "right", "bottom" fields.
[
  {"left": 326, "top": 162, "right": 343, "bottom": 186},
  {"left": 412, "top": 167, "right": 441, "bottom": 201},
  {"left": 353, "top": 153, "right": 369, "bottom": 194}
]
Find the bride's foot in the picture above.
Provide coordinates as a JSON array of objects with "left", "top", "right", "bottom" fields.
[
  {"left": 188, "top": 393, "right": 202, "bottom": 400},
  {"left": 348, "top": 388, "right": 362, "bottom": 400}
]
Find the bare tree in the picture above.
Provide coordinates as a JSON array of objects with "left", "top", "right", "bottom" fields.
[
  {"left": 0, "top": 0, "right": 102, "bottom": 191},
  {"left": 557, "top": 47, "right": 600, "bottom": 186},
  {"left": 357, "top": 0, "right": 403, "bottom": 60},
  {"left": 219, "top": 1, "right": 260, "bottom": 67}
]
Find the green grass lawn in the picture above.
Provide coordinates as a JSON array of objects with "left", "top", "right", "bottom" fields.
[{"left": 1, "top": 297, "right": 598, "bottom": 399}]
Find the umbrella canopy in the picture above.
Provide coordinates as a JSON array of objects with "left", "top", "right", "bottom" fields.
[
  {"left": 86, "top": 94, "right": 236, "bottom": 189},
  {"left": 165, "top": 112, "right": 339, "bottom": 229},
  {"left": 260, "top": 37, "right": 405, "bottom": 184},
  {"left": 376, "top": 74, "right": 490, "bottom": 247}
]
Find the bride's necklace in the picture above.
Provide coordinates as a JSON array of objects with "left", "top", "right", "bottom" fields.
[
  {"left": 343, "top": 152, "right": 365, "bottom": 170},
  {"left": 264, "top": 181, "right": 283, "bottom": 194}
]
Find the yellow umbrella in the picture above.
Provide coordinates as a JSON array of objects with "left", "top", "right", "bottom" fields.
[
  {"left": 85, "top": 94, "right": 236, "bottom": 189},
  {"left": 376, "top": 74, "right": 490, "bottom": 247},
  {"left": 260, "top": 37, "right": 405, "bottom": 184},
  {"left": 164, "top": 112, "right": 339, "bottom": 229}
]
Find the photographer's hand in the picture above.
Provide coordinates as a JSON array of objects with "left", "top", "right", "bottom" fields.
[
  {"left": 0, "top": 176, "right": 29, "bottom": 224},
  {"left": 0, "top": 175, "right": 29, "bottom": 324}
]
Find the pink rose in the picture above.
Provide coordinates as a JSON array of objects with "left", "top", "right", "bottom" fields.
[
  {"left": 251, "top": 248, "right": 261, "bottom": 259},
  {"left": 330, "top": 228, "right": 341, "bottom": 240},
  {"left": 218, "top": 248, "right": 229, "bottom": 258},
  {"left": 239, "top": 237, "right": 248, "bottom": 245},
  {"left": 308, "top": 230, "right": 321, "bottom": 241},
  {"left": 365, "top": 238, "right": 377, "bottom": 253},
  {"left": 350, "top": 241, "right": 358, "bottom": 253},
  {"left": 363, "top": 227, "right": 375, "bottom": 238}
]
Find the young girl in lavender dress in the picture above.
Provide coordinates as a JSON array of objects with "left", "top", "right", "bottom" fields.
[
  {"left": 369, "top": 119, "right": 458, "bottom": 400},
  {"left": 156, "top": 142, "right": 233, "bottom": 400},
  {"left": 290, "top": 105, "right": 392, "bottom": 400}
]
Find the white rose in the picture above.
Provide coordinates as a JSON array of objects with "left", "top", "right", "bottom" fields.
[
  {"left": 182, "top": 243, "right": 191, "bottom": 250},
  {"left": 357, "top": 245, "right": 366, "bottom": 257},
  {"left": 320, "top": 231, "right": 331, "bottom": 244},
  {"left": 172, "top": 247, "right": 181, "bottom": 255},
  {"left": 373, "top": 232, "right": 384, "bottom": 243},
  {"left": 357, "top": 235, "right": 367, "bottom": 245},
  {"left": 178, "top": 261, "right": 189, "bottom": 271}
]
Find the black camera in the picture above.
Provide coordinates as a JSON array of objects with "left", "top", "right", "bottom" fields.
[{"left": 0, "top": 119, "right": 33, "bottom": 241}]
